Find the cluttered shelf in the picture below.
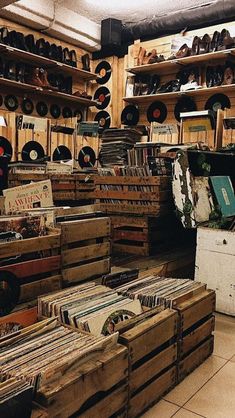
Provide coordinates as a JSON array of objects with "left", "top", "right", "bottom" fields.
[
  {"left": 123, "top": 83, "right": 235, "bottom": 103},
  {"left": 126, "top": 48, "right": 235, "bottom": 75},
  {"left": 0, "top": 43, "right": 97, "bottom": 81}
]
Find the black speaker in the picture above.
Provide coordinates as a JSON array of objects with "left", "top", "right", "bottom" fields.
[{"left": 101, "top": 18, "right": 122, "bottom": 47}]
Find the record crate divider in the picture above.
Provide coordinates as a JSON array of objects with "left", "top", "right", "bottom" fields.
[
  {"left": 117, "top": 307, "right": 178, "bottom": 418},
  {"left": 171, "top": 285, "right": 216, "bottom": 382},
  {"left": 36, "top": 343, "right": 129, "bottom": 418},
  {"left": 0, "top": 227, "right": 62, "bottom": 311},
  {"left": 58, "top": 216, "right": 111, "bottom": 286}
]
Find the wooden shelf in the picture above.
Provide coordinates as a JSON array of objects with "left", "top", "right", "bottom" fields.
[
  {"left": 0, "top": 77, "right": 97, "bottom": 106},
  {"left": 123, "top": 84, "right": 235, "bottom": 104},
  {"left": 126, "top": 49, "right": 235, "bottom": 75},
  {"left": 0, "top": 43, "right": 97, "bottom": 81}
]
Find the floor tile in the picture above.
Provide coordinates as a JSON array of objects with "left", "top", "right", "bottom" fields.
[
  {"left": 213, "top": 313, "right": 235, "bottom": 359},
  {"left": 164, "top": 355, "right": 226, "bottom": 406},
  {"left": 185, "top": 361, "right": 235, "bottom": 418},
  {"left": 141, "top": 399, "right": 180, "bottom": 418},
  {"left": 172, "top": 408, "right": 205, "bottom": 417},
  {"left": 230, "top": 354, "right": 235, "bottom": 362}
]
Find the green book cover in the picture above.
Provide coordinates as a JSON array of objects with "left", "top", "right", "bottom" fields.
[{"left": 210, "top": 176, "right": 235, "bottom": 217}]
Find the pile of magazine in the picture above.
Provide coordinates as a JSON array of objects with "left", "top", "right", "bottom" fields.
[
  {"left": 116, "top": 276, "right": 204, "bottom": 309},
  {"left": 38, "top": 282, "right": 142, "bottom": 336},
  {"left": 99, "top": 128, "right": 141, "bottom": 166}
]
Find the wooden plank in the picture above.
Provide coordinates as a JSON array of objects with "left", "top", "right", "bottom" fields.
[
  {"left": 51, "top": 183, "right": 76, "bottom": 191},
  {"left": 53, "top": 192, "right": 76, "bottom": 200},
  {"left": 95, "top": 176, "right": 170, "bottom": 186},
  {"left": 179, "top": 316, "right": 215, "bottom": 358},
  {"left": 62, "top": 242, "right": 111, "bottom": 266},
  {"left": 99, "top": 203, "right": 171, "bottom": 215},
  {"left": 178, "top": 336, "right": 214, "bottom": 381},
  {"left": 113, "top": 229, "right": 148, "bottom": 242},
  {"left": 176, "top": 289, "right": 216, "bottom": 332},
  {"left": 0, "top": 305, "right": 37, "bottom": 333},
  {"left": 60, "top": 218, "right": 111, "bottom": 245},
  {"left": 119, "top": 309, "right": 177, "bottom": 365},
  {"left": 19, "top": 275, "right": 62, "bottom": 303},
  {"left": 0, "top": 255, "right": 61, "bottom": 278},
  {"left": 0, "top": 232, "right": 60, "bottom": 259},
  {"left": 129, "top": 366, "right": 177, "bottom": 418},
  {"left": 8, "top": 173, "right": 48, "bottom": 182},
  {"left": 62, "top": 258, "right": 110, "bottom": 285},
  {"left": 111, "top": 215, "right": 148, "bottom": 228},
  {"left": 37, "top": 345, "right": 128, "bottom": 418},
  {"left": 130, "top": 344, "right": 177, "bottom": 394},
  {"left": 113, "top": 243, "right": 149, "bottom": 256},
  {"left": 94, "top": 190, "right": 170, "bottom": 201}
]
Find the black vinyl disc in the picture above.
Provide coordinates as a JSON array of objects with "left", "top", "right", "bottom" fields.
[
  {"left": 94, "top": 111, "right": 111, "bottom": 132},
  {"left": 0, "top": 136, "right": 13, "bottom": 161},
  {"left": 205, "top": 93, "right": 231, "bottom": 112},
  {"left": 95, "top": 60, "right": 112, "bottom": 85},
  {"left": 4, "top": 95, "right": 18, "bottom": 112},
  {"left": 147, "top": 101, "right": 167, "bottom": 123},
  {"left": 74, "top": 109, "right": 83, "bottom": 121},
  {"left": 50, "top": 103, "right": 61, "bottom": 119},
  {"left": 94, "top": 86, "right": 111, "bottom": 109},
  {"left": 0, "top": 271, "right": 20, "bottom": 317},
  {"left": 36, "top": 101, "right": 48, "bottom": 117},
  {"left": 21, "top": 98, "right": 34, "bottom": 115},
  {"left": 21, "top": 141, "right": 45, "bottom": 161},
  {"left": 174, "top": 96, "right": 197, "bottom": 122},
  {"left": 78, "top": 146, "right": 96, "bottom": 168},
  {"left": 121, "top": 105, "right": 139, "bottom": 126},
  {"left": 62, "top": 106, "right": 73, "bottom": 118},
  {"left": 53, "top": 145, "right": 72, "bottom": 161}
]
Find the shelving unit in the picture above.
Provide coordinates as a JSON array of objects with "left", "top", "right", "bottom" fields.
[
  {"left": 123, "top": 84, "right": 235, "bottom": 104},
  {"left": 126, "top": 48, "right": 235, "bottom": 75}
]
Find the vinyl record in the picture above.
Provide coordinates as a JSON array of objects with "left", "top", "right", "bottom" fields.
[
  {"left": 94, "top": 111, "right": 111, "bottom": 132},
  {"left": 4, "top": 95, "right": 18, "bottom": 111},
  {"left": 95, "top": 60, "right": 112, "bottom": 85},
  {"left": 50, "top": 103, "right": 61, "bottom": 119},
  {"left": 174, "top": 96, "right": 197, "bottom": 122},
  {"left": 21, "top": 141, "right": 45, "bottom": 161},
  {"left": 205, "top": 94, "right": 231, "bottom": 112},
  {"left": 147, "top": 101, "right": 167, "bottom": 123},
  {"left": 0, "top": 136, "right": 13, "bottom": 161},
  {"left": 0, "top": 271, "right": 20, "bottom": 316},
  {"left": 94, "top": 86, "right": 111, "bottom": 109},
  {"left": 62, "top": 106, "right": 73, "bottom": 118},
  {"left": 74, "top": 109, "right": 83, "bottom": 121},
  {"left": 36, "top": 101, "right": 48, "bottom": 117},
  {"left": 78, "top": 146, "right": 96, "bottom": 168},
  {"left": 21, "top": 98, "right": 34, "bottom": 115},
  {"left": 53, "top": 145, "right": 72, "bottom": 161},
  {"left": 121, "top": 105, "right": 139, "bottom": 126}
]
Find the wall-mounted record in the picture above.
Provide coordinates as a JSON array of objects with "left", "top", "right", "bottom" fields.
[
  {"left": 0, "top": 136, "right": 13, "bottom": 161},
  {"left": 62, "top": 106, "right": 73, "bottom": 118},
  {"left": 94, "top": 86, "right": 111, "bottom": 109},
  {"left": 147, "top": 101, "right": 167, "bottom": 123},
  {"left": 36, "top": 101, "right": 48, "bottom": 117},
  {"left": 95, "top": 61, "right": 112, "bottom": 85},
  {"left": 21, "top": 98, "right": 34, "bottom": 115},
  {"left": 205, "top": 93, "right": 231, "bottom": 112},
  {"left": 21, "top": 141, "right": 45, "bottom": 161},
  {"left": 74, "top": 109, "right": 83, "bottom": 121},
  {"left": 53, "top": 145, "right": 72, "bottom": 161},
  {"left": 94, "top": 110, "right": 111, "bottom": 132},
  {"left": 78, "top": 146, "right": 96, "bottom": 168},
  {"left": 174, "top": 96, "right": 197, "bottom": 122},
  {"left": 50, "top": 103, "right": 61, "bottom": 119},
  {"left": 0, "top": 271, "right": 20, "bottom": 316},
  {"left": 121, "top": 105, "right": 139, "bottom": 126},
  {"left": 4, "top": 95, "right": 18, "bottom": 111}
]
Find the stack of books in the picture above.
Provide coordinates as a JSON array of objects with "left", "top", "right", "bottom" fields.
[{"left": 99, "top": 128, "right": 141, "bottom": 166}]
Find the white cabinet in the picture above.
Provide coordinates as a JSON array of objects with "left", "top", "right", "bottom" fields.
[{"left": 195, "top": 227, "right": 235, "bottom": 316}]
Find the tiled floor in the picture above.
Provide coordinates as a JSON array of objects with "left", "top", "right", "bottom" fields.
[{"left": 142, "top": 313, "right": 235, "bottom": 418}]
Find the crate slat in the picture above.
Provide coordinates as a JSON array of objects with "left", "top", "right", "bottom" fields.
[
  {"left": 60, "top": 218, "right": 111, "bottom": 245},
  {"left": 62, "top": 258, "right": 111, "bottom": 285},
  {"left": 179, "top": 316, "right": 215, "bottom": 358},
  {"left": 62, "top": 241, "right": 110, "bottom": 266}
]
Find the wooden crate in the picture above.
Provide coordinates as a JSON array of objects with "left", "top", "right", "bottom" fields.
[
  {"left": 0, "top": 228, "right": 61, "bottom": 313},
  {"left": 178, "top": 335, "right": 214, "bottom": 382},
  {"left": 8, "top": 172, "right": 48, "bottom": 188},
  {"left": 94, "top": 176, "right": 173, "bottom": 216},
  {"left": 49, "top": 174, "right": 76, "bottom": 201},
  {"left": 75, "top": 173, "right": 96, "bottom": 201},
  {"left": 36, "top": 344, "right": 128, "bottom": 418},
  {"left": 0, "top": 301, "right": 37, "bottom": 337},
  {"left": 178, "top": 316, "right": 215, "bottom": 359},
  {"left": 118, "top": 308, "right": 178, "bottom": 417},
  {"left": 59, "top": 217, "right": 111, "bottom": 285}
]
